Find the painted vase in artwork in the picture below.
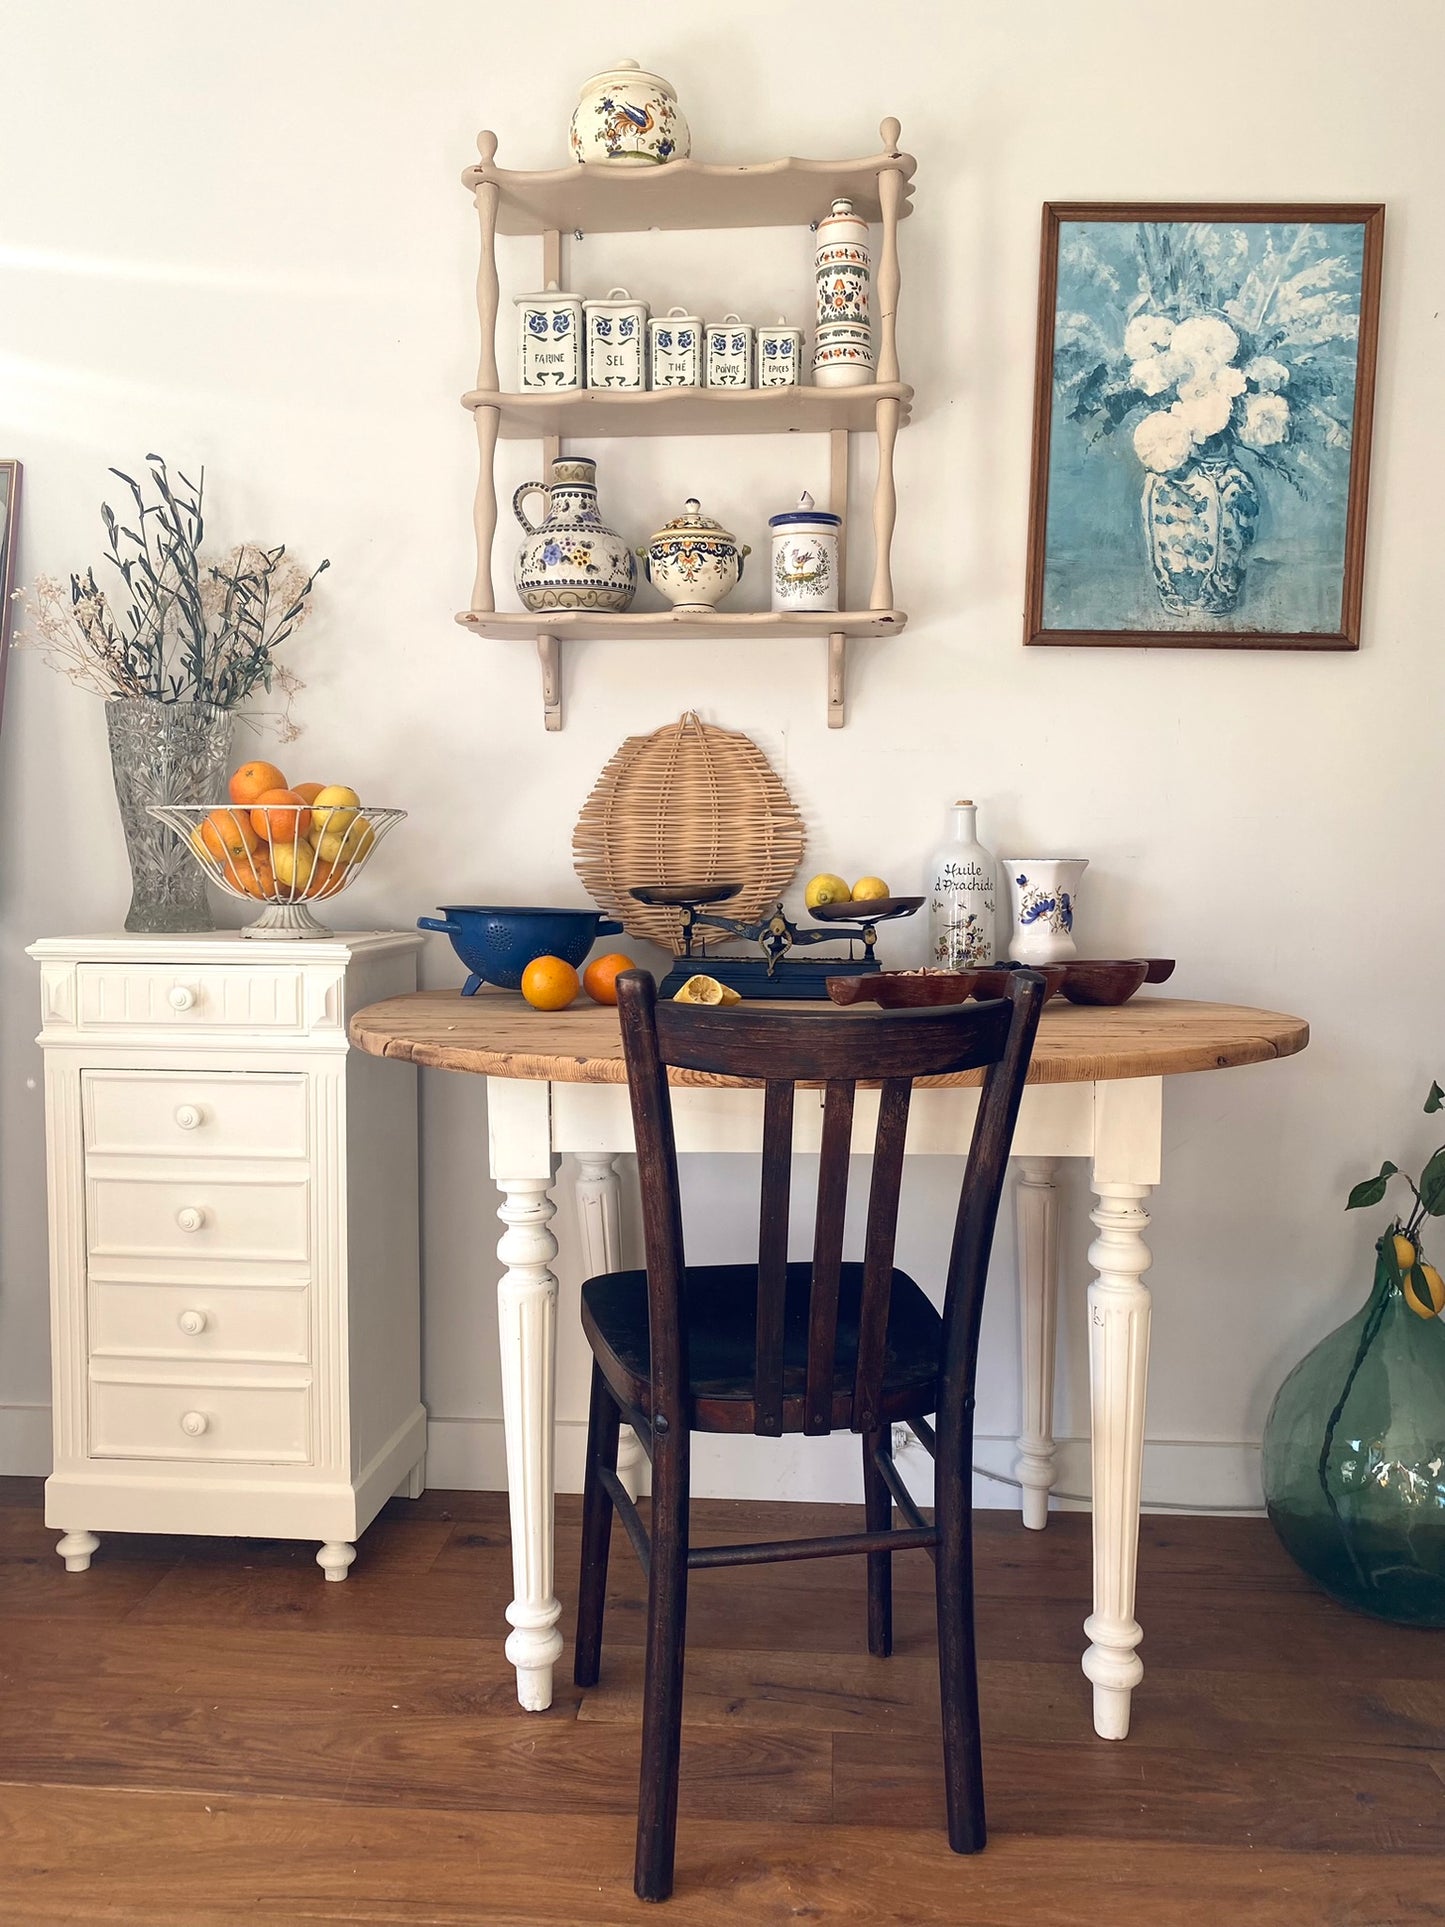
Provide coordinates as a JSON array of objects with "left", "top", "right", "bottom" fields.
[
  {"left": 927, "top": 800, "right": 996, "bottom": 966},
  {"left": 1263, "top": 1237, "right": 1445, "bottom": 1626},
  {"left": 1143, "top": 446, "right": 1260, "bottom": 617},
  {"left": 513, "top": 457, "right": 636, "bottom": 613},
  {"left": 1003, "top": 858, "right": 1087, "bottom": 963}
]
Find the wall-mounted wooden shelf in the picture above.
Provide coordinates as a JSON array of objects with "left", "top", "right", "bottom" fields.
[
  {"left": 461, "top": 121, "right": 914, "bottom": 730},
  {"left": 461, "top": 383, "right": 914, "bottom": 439}
]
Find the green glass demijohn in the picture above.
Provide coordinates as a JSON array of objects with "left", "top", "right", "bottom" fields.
[{"left": 1262, "top": 1083, "right": 1445, "bottom": 1627}]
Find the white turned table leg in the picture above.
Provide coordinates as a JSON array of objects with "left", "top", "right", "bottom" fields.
[
  {"left": 317, "top": 1541, "right": 356, "bottom": 1582},
  {"left": 1014, "top": 1157, "right": 1061, "bottom": 1530},
  {"left": 1082, "top": 1180, "right": 1153, "bottom": 1740},
  {"left": 56, "top": 1530, "right": 98, "bottom": 1572},
  {"left": 576, "top": 1151, "right": 645, "bottom": 1501}
]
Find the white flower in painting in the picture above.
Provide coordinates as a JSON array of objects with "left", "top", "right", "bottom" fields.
[
  {"left": 1124, "top": 313, "right": 1175, "bottom": 360},
  {"left": 1244, "top": 354, "right": 1290, "bottom": 392},
  {"left": 1171, "top": 387, "right": 1235, "bottom": 441},
  {"left": 1239, "top": 392, "right": 1290, "bottom": 447},
  {"left": 1129, "top": 353, "right": 1177, "bottom": 396},
  {"left": 1177, "top": 364, "right": 1245, "bottom": 405},
  {"left": 1170, "top": 314, "right": 1240, "bottom": 368},
  {"left": 1133, "top": 408, "right": 1195, "bottom": 472}
]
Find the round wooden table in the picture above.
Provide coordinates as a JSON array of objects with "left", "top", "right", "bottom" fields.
[{"left": 351, "top": 989, "right": 1308, "bottom": 1735}]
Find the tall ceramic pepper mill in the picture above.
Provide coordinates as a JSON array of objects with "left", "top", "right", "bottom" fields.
[
  {"left": 927, "top": 799, "right": 997, "bottom": 967},
  {"left": 812, "top": 197, "right": 874, "bottom": 387}
]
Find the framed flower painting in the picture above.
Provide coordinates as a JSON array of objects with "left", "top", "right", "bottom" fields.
[{"left": 1024, "top": 204, "right": 1384, "bottom": 649}]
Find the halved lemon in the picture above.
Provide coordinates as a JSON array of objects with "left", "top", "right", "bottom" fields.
[{"left": 673, "top": 974, "right": 741, "bottom": 1006}]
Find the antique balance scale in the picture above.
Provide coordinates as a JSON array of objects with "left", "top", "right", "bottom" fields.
[{"left": 632, "top": 885, "right": 924, "bottom": 1001}]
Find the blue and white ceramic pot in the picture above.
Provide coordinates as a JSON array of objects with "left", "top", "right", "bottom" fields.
[
  {"left": 639, "top": 497, "right": 748, "bottom": 613},
  {"left": 1002, "top": 858, "right": 1088, "bottom": 964},
  {"left": 513, "top": 457, "right": 636, "bottom": 613},
  {"left": 1143, "top": 450, "right": 1260, "bottom": 617}
]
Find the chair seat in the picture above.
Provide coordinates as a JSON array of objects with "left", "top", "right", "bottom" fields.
[{"left": 581, "top": 1261, "right": 942, "bottom": 1436}]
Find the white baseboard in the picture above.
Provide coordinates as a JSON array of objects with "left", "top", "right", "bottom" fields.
[{"left": 0, "top": 1403, "right": 1264, "bottom": 1515}]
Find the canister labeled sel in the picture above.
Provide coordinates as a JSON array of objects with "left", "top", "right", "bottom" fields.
[
  {"left": 813, "top": 197, "right": 875, "bottom": 387},
  {"left": 648, "top": 308, "right": 702, "bottom": 388},
  {"left": 769, "top": 491, "right": 841, "bottom": 612},
  {"left": 705, "top": 314, "right": 753, "bottom": 387},
  {"left": 757, "top": 319, "right": 803, "bottom": 388},
  {"left": 584, "top": 287, "right": 649, "bottom": 389},
  {"left": 515, "top": 285, "right": 584, "bottom": 390}
]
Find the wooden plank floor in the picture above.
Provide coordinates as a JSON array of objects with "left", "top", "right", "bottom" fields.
[{"left": 0, "top": 1477, "right": 1441, "bottom": 1925}]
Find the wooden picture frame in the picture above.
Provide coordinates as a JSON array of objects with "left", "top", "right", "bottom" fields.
[
  {"left": 0, "top": 461, "right": 20, "bottom": 726},
  {"left": 1024, "top": 203, "right": 1384, "bottom": 650}
]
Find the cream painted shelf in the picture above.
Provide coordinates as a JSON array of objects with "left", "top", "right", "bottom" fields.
[
  {"left": 461, "top": 122, "right": 914, "bottom": 730},
  {"left": 462, "top": 382, "right": 914, "bottom": 438}
]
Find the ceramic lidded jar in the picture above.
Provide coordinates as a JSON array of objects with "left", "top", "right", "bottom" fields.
[
  {"left": 569, "top": 57, "right": 690, "bottom": 166},
  {"left": 639, "top": 498, "right": 750, "bottom": 613},
  {"left": 757, "top": 318, "right": 804, "bottom": 388},
  {"left": 584, "top": 288, "right": 649, "bottom": 389},
  {"left": 513, "top": 456, "right": 637, "bottom": 613},
  {"left": 813, "top": 197, "right": 875, "bottom": 387},
  {"left": 1002, "top": 858, "right": 1088, "bottom": 963},
  {"left": 769, "top": 491, "right": 840, "bottom": 612},
  {"left": 648, "top": 308, "right": 703, "bottom": 388},
  {"left": 704, "top": 315, "right": 753, "bottom": 388},
  {"left": 515, "top": 284, "right": 584, "bottom": 390}
]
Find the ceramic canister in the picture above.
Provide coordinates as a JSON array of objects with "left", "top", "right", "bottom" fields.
[
  {"left": 813, "top": 197, "right": 875, "bottom": 388},
  {"left": 648, "top": 308, "right": 703, "bottom": 388},
  {"left": 705, "top": 315, "right": 753, "bottom": 388},
  {"left": 757, "top": 319, "right": 804, "bottom": 388},
  {"left": 769, "top": 491, "right": 840, "bottom": 613},
  {"left": 584, "top": 288, "right": 649, "bottom": 389},
  {"left": 515, "top": 284, "right": 584, "bottom": 391},
  {"left": 638, "top": 497, "right": 749, "bottom": 612},
  {"left": 1002, "top": 858, "right": 1089, "bottom": 964},
  {"left": 568, "top": 56, "right": 690, "bottom": 166},
  {"left": 513, "top": 456, "right": 637, "bottom": 613}
]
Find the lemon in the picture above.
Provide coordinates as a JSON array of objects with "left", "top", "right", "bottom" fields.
[
  {"left": 804, "top": 872, "right": 850, "bottom": 910},
  {"left": 673, "top": 974, "right": 741, "bottom": 1006},
  {"left": 271, "top": 835, "right": 318, "bottom": 890},
  {"left": 311, "top": 785, "right": 361, "bottom": 837},
  {"left": 1405, "top": 1260, "right": 1445, "bottom": 1319},
  {"left": 851, "top": 876, "right": 890, "bottom": 901},
  {"left": 1393, "top": 1233, "right": 1417, "bottom": 1271}
]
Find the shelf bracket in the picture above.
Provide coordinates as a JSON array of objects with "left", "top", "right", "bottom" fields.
[
  {"left": 828, "top": 631, "right": 846, "bottom": 729},
  {"left": 537, "top": 633, "right": 561, "bottom": 731}
]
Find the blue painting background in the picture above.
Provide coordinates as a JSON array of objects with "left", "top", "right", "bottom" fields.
[{"left": 1041, "top": 219, "right": 1366, "bottom": 635}]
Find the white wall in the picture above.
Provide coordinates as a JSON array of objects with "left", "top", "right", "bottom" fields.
[{"left": 2, "top": 0, "right": 1441, "bottom": 1511}]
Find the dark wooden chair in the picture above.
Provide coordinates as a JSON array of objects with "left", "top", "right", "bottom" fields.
[{"left": 575, "top": 969, "right": 1045, "bottom": 1901}]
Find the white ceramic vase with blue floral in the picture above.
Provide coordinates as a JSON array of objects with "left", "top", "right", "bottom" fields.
[
  {"left": 513, "top": 457, "right": 636, "bottom": 613},
  {"left": 1003, "top": 858, "right": 1088, "bottom": 963}
]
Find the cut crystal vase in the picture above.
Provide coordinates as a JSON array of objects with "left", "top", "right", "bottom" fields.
[{"left": 105, "top": 698, "right": 234, "bottom": 934}]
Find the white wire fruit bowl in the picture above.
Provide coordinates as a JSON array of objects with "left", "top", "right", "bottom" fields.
[{"left": 148, "top": 803, "right": 405, "bottom": 939}]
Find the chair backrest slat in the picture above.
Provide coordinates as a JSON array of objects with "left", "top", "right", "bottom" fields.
[
  {"left": 804, "top": 1078, "right": 856, "bottom": 1434},
  {"left": 853, "top": 1078, "right": 914, "bottom": 1434},
  {"left": 755, "top": 1079, "right": 796, "bottom": 1436}
]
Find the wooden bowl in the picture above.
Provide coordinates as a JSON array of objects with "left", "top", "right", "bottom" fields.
[
  {"left": 827, "top": 970, "right": 981, "bottom": 1008},
  {"left": 1058, "top": 960, "right": 1150, "bottom": 1006}
]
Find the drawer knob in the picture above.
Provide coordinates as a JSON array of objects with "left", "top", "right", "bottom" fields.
[
  {"left": 168, "top": 985, "right": 198, "bottom": 1012},
  {"left": 179, "top": 1411, "right": 209, "bottom": 1437},
  {"left": 175, "top": 1206, "right": 206, "bottom": 1234},
  {"left": 178, "top": 1309, "right": 208, "bottom": 1336},
  {"left": 173, "top": 1104, "right": 203, "bottom": 1131}
]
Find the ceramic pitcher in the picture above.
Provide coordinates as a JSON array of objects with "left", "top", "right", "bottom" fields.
[
  {"left": 513, "top": 456, "right": 636, "bottom": 613},
  {"left": 1002, "top": 858, "right": 1088, "bottom": 963}
]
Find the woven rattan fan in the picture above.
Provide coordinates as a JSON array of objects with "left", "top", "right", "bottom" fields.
[{"left": 573, "top": 712, "right": 805, "bottom": 951}]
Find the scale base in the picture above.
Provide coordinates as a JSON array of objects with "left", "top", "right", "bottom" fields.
[{"left": 658, "top": 955, "right": 879, "bottom": 1002}]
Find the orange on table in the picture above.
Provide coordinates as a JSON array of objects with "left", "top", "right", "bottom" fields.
[
  {"left": 292, "top": 782, "right": 325, "bottom": 805},
  {"left": 521, "top": 955, "right": 580, "bottom": 1011},
  {"left": 582, "top": 952, "right": 636, "bottom": 1006},
  {"left": 228, "top": 760, "right": 287, "bottom": 807},
  {"left": 198, "top": 806, "right": 258, "bottom": 863},
  {"left": 221, "top": 853, "right": 274, "bottom": 899},
  {"left": 301, "top": 858, "right": 337, "bottom": 900},
  {"left": 249, "top": 789, "right": 313, "bottom": 843}
]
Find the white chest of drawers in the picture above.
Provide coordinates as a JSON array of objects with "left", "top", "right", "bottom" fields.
[{"left": 28, "top": 930, "right": 426, "bottom": 1580}]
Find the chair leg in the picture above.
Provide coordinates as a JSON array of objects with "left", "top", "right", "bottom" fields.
[
  {"left": 934, "top": 1415, "right": 986, "bottom": 1854},
  {"left": 862, "top": 1426, "right": 893, "bottom": 1658},
  {"left": 634, "top": 1426, "right": 690, "bottom": 1903},
  {"left": 574, "top": 1359, "right": 622, "bottom": 1690}
]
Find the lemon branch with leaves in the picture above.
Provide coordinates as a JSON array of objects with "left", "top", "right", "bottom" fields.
[{"left": 1346, "top": 1080, "right": 1445, "bottom": 1318}]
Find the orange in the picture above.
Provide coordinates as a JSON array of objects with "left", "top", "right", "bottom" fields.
[
  {"left": 199, "top": 807, "right": 258, "bottom": 864},
  {"left": 521, "top": 955, "right": 580, "bottom": 1011},
  {"left": 292, "top": 782, "right": 325, "bottom": 805},
  {"left": 301, "top": 858, "right": 337, "bottom": 899},
  {"left": 221, "top": 852, "right": 274, "bottom": 899},
  {"left": 250, "top": 789, "right": 313, "bottom": 843},
  {"left": 583, "top": 952, "right": 636, "bottom": 1005},
  {"left": 228, "top": 759, "right": 287, "bottom": 807}
]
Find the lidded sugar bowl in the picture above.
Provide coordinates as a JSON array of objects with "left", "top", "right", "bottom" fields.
[
  {"left": 638, "top": 498, "right": 750, "bottom": 613},
  {"left": 569, "top": 57, "right": 690, "bottom": 166}
]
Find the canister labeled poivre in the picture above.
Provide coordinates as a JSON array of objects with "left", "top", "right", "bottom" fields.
[
  {"left": 515, "top": 284, "right": 584, "bottom": 390},
  {"left": 584, "top": 288, "right": 649, "bottom": 389},
  {"left": 705, "top": 315, "right": 753, "bottom": 387},
  {"left": 757, "top": 318, "right": 804, "bottom": 388},
  {"left": 769, "top": 491, "right": 840, "bottom": 612},
  {"left": 648, "top": 308, "right": 703, "bottom": 388}
]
